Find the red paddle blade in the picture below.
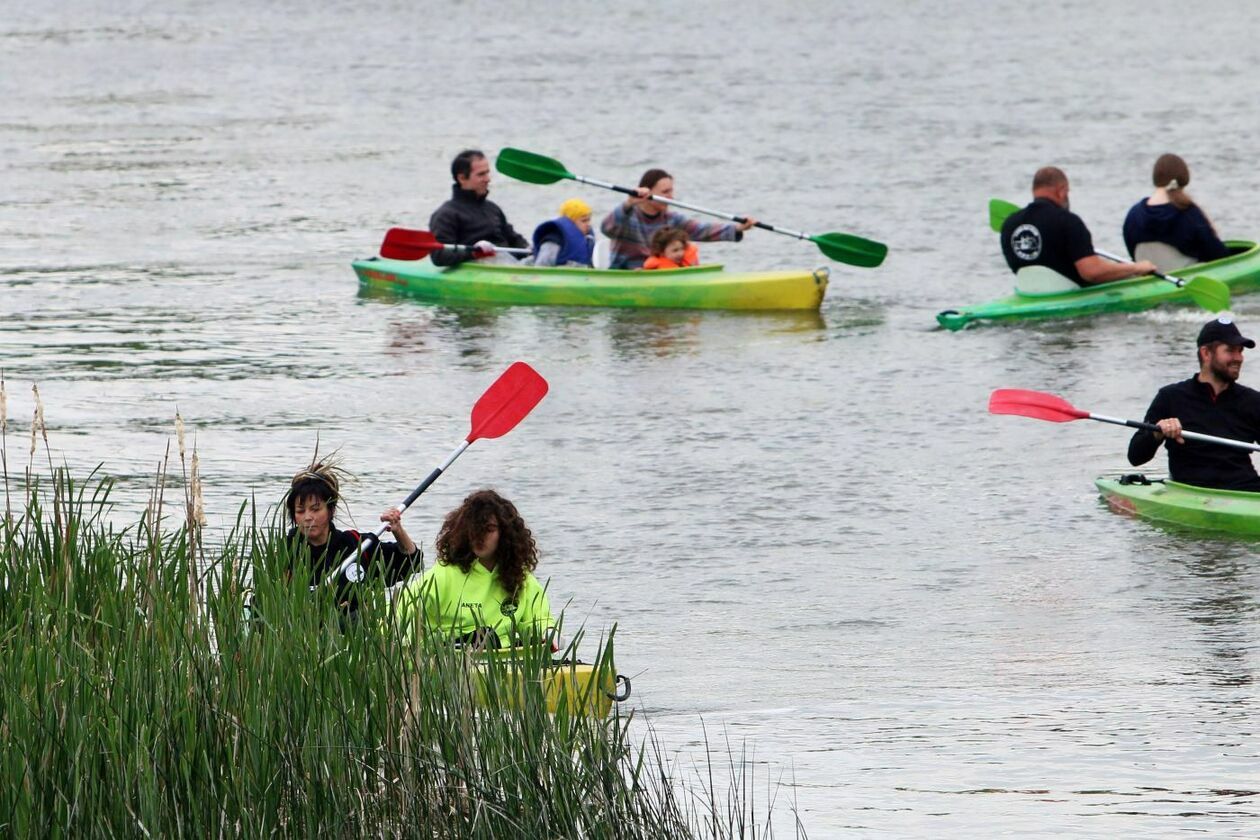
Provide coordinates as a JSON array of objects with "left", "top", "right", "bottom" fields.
[
  {"left": 988, "top": 388, "right": 1088, "bottom": 423},
  {"left": 468, "top": 362, "right": 549, "bottom": 442},
  {"left": 379, "top": 227, "right": 441, "bottom": 261}
]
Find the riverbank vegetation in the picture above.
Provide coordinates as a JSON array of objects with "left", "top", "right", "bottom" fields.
[{"left": 0, "top": 427, "right": 803, "bottom": 837}]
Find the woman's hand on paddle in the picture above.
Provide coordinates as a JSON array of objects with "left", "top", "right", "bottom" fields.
[
  {"left": 380, "top": 507, "right": 418, "bottom": 554},
  {"left": 736, "top": 216, "right": 758, "bottom": 233},
  {"left": 1134, "top": 259, "right": 1157, "bottom": 276},
  {"left": 624, "top": 187, "right": 651, "bottom": 209},
  {"left": 1154, "top": 417, "right": 1185, "bottom": 444}
]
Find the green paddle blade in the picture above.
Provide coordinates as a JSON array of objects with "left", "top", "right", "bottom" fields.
[
  {"left": 1184, "top": 275, "right": 1231, "bottom": 312},
  {"left": 989, "top": 198, "right": 1020, "bottom": 232},
  {"left": 495, "top": 147, "right": 574, "bottom": 185},
  {"left": 811, "top": 232, "right": 888, "bottom": 267}
]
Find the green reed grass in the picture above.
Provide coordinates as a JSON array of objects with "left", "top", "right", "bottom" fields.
[{"left": 0, "top": 469, "right": 802, "bottom": 838}]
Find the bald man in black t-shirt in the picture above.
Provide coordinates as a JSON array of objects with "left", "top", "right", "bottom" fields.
[{"left": 1001, "top": 166, "right": 1155, "bottom": 287}]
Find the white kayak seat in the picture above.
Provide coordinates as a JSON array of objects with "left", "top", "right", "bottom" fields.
[
  {"left": 592, "top": 237, "right": 610, "bottom": 269},
  {"left": 1134, "top": 241, "right": 1196, "bottom": 272},
  {"left": 1014, "top": 265, "right": 1080, "bottom": 295}
]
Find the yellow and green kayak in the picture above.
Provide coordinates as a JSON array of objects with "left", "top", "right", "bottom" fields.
[
  {"left": 353, "top": 256, "right": 830, "bottom": 311},
  {"left": 937, "top": 241, "right": 1260, "bottom": 331},
  {"left": 1096, "top": 474, "right": 1260, "bottom": 536},
  {"left": 471, "top": 647, "right": 631, "bottom": 719}
]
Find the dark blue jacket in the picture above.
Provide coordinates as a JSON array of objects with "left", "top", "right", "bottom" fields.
[
  {"left": 1123, "top": 199, "right": 1229, "bottom": 264},
  {"left": 532, "top": 217, "right": 594, "bottom": 267}
]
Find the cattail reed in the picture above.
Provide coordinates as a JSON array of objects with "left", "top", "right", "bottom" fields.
[
  {"left": 1, "top": 370, "right": 9, "bottom": 524},
  {"left": 29, "top": 383, "right": 40, "bottom": 460},
  {"left": 191, "top": 448, "right": 205, "bottom": 528}
]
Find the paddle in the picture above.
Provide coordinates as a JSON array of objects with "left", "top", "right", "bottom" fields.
[
  {"left": 988, "top": 198, "right": 1230, "bottom": 312},
  {"left": 379, "top": 227, "right": 532, "bottom": 261},
  {"left": 988, "top": 388, "right": 1260, "bottom": 453},
  {"left": 327, "top": 361, "right": 550, "bottom": 586},
  {"left": 495, "top": 147, "right": 888, "bottom": 268}
]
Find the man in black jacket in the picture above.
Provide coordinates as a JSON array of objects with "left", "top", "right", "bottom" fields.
[
  {"left": 1128, "top": 317, "right": 1260, "bottom": 491},
  {"left": 428, "top": 149, "right": 529, "bottom": 267}
]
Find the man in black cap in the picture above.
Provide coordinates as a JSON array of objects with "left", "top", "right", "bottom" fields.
[{"left": 1128, "top": 317, "right": 1260, "bottom": 491}]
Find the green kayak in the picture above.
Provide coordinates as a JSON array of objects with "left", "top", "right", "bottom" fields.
[
  {"left": 937, "top": 241, "right": 1260, "bottom": 331},
  {"left": 353, "top": 257, "right": 830, "bottom": 311},
  {"left": 1095, "top": 474, "right": 1260, "bottom": 536}
]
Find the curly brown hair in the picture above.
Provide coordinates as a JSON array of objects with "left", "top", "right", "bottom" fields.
[
  {"left": 435, "top": 489, "right": 538, "bottom": 599},
  {"left": 649, "top": 226, "right": 688, "bottom": 257}
]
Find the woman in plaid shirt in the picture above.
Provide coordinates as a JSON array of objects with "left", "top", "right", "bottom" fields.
[{"left": 600, "top": 168, "right": 757, "bottom": 269}]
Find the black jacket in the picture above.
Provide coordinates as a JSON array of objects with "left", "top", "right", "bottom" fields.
[
  {"left": 1128, "top": 376, "right": 1260, "bottom": 491},
  {"left": 428, "top": 185, "right": 528, "bottom": 266},
  {"left": 286, "top": 527, "right": 421, "bottom": 615}
]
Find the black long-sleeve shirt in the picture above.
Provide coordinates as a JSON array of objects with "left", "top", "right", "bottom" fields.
[{"left": 1128, "top": 375, "right": 1260, "bottom": 491}]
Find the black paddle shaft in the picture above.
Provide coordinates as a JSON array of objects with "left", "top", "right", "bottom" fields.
[{"left": 402, "top": 466, "right": 444, "bottom": 509}]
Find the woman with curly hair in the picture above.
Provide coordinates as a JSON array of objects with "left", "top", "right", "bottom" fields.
[
  {"left": 394, "top": 489, "right": 556, "bottom": 649},
  {"left": 284, "top": 460, "right": 422, "bottom": 617}
]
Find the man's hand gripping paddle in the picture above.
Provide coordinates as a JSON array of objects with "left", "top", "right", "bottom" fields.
[{"left": 378, "top": 227, "right": 532, "bottom": 260}]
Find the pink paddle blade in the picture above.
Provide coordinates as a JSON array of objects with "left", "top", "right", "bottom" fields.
[
  {"left": 379, "top": 227, "right": 441, "bottom": 261},
  {"left": 988, "top": 388, "right": 1088, "bottom": 423},
  {"left": 468, "top": 362, "right": 549, "bottom": 442}
]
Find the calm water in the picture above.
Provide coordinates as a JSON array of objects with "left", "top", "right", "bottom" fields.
[{"left": 4, "top": 1, "right": 1260, "bottom": 835}]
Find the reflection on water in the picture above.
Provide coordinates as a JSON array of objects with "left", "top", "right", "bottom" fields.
[
  {"left": 607, "top": 310, "right": 705, "bottom": 359},
  {"left": 360, "top": 282, "right": 836, "bottom": 362}
]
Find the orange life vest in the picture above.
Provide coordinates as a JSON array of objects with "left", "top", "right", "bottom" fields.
[{"left": 642, "top": 243, "right": 699, "bottom": 270}]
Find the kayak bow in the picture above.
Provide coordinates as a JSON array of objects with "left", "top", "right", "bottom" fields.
[{"left": 1096, "top": 474, "right": 1260, "bottom": 536}]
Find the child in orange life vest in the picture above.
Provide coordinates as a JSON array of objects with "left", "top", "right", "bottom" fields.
[{"left": 642, "top": 226, "right": 700, "bottom": 270}]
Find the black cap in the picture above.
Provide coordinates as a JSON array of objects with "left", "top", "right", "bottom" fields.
[{"left": 1197, "top": 317, "right": 1255, "bottom": 348}]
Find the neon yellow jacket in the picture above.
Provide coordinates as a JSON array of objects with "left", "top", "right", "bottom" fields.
[{"left": 394, "top": 560, "right": 555, "bottom": 647}]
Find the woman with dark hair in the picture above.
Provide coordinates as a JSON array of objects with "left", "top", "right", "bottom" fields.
[
  {"left": 284, "top": 460, "right": 422, "bottom": 616},
  {"left": 599, "top": 167, "right": 757, "bottom": 269},
  {"left": 1123, "top": 153, "right": 1229, "bottom": 267},
  {"left": 394, "top": 489, "right": 556, "bottom": 649}
]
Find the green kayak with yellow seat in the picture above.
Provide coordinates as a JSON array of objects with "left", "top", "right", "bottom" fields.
[
  {"left": 353, "top": 256, "right": 830, "bottom": 311},
  {"left": 1095, "top": 473, "right": 1260, "bottom": 536},
  {"left": 937, "top": 241, "right": 1260, "bottom": 331}
]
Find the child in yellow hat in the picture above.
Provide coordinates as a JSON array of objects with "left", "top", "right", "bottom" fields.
[{"left": 531, "top": 198, "right": 595, "bottom": 267}]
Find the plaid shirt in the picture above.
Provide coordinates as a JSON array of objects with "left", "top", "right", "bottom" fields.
[{"left": 600, "top": 203, "right": 740, "bottom": 269}]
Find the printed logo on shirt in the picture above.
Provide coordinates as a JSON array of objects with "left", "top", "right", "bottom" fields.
[{"left": 1011, "top": 224, "right": 1042, "bottom": 261}]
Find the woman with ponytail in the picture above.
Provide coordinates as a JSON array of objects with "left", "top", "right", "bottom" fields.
[{"left": 1123, "top": 153, "right": 1229, "bottom": 265}]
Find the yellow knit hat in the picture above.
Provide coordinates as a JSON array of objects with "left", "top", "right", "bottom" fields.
[{"left": 559, "top": 198, "right": 591, "bottom": 221}]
